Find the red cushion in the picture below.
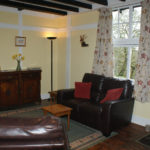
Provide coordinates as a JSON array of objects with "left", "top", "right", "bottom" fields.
[
  {"left": 100, "top": 88, "right": 123, "bottom": 104},
  {"left": 74, "top": 82, "right": 92, "bottom": 99}
]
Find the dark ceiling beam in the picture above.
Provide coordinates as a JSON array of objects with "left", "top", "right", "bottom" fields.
[
  {"left": 52, "top": 0, "right": 92, "bottom": 9},
  {"left": 86, "top": 0, "right": 108, "bottom": 6},
  {"left": 0, "top": 0, "right": 67, "bottom": 15},
  {"left": 14, "top": 0, "right": 79, "bottom": 12}
]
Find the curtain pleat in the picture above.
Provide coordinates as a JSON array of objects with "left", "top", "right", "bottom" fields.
[
  {"left": 92, "top": 8, "right": 113, "bottom": 77},
  {"left": 134, "top": 0, "right": 150, "bottom": 102}
]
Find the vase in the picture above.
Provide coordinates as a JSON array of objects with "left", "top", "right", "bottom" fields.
[{"left": 16, "top": 60, "right": 21, "bottom": 71}]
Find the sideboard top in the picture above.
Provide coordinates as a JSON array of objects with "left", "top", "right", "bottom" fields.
[{"left": 0, "top": 68, "right": 41, "bottom": 74}]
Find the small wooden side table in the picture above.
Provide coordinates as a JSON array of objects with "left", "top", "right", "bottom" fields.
[
  {"left": 48, "top": 91, "right": 57, "bottom": 104},
  {"left": 42, "top": 104, "right": 72, "bottom": 130}
]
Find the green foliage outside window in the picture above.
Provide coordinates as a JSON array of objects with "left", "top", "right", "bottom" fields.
[
  {"left": 130, "top": 47, "right": 138, "bottom": 79},
  {"left": 114, "top": 47, "right": 127, "bottom": 78}
]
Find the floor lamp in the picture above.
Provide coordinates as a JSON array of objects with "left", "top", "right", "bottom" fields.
[{"left": 47, "top": 37, "right": 57, "bottom": 92}]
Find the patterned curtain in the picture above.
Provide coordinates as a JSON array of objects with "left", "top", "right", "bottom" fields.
[
  {"left": 134, "top": 0, "right": 150, "bottom": 102},
  {"left": 92, "top": 8, "right": 113, "bottom": 77}
]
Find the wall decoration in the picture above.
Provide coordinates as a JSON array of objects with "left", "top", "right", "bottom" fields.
[
  {"left": 15, "top": 36, "right": 26, "bottom": 47},
  {"left": 80, "top": 34, "right": 89, "bottom": 47}
]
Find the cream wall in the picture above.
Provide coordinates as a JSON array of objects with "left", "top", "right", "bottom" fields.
[
  {"left": 70, "top": 29, "right": 96, "bottom": 87},
  {"left": 70, "top": 11, "right": 99, "bottom": 88},
  {"left": 71, "top": 10, "right": 99, "bottom": 26},
  {"left": 56, "top": 32, "right": 67, "bottom": 90},
  {"left": 22, "top": 13, "right": 67, "bottom": 93},
  {"left": 133, "top": 101, "right": 150, "bottom": 125},
  {"left": 0, "top": 11, "right": 18, "bottom": 71},
  {"left": 22, "top": 30, "right": 53, "bottom": 94},
  {"left": 0, "top": 28, "right": 18, "bottom": 70},
  {"left": 23, "top": 15, "right": 67, "bottom": 28},
  {"left": 0, "top": 11, "right": 18, "bottom": 24}
]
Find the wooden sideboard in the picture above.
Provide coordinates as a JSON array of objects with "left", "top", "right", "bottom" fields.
[{"left": 0, "top": 69, "right": 41, "bottom": 110}]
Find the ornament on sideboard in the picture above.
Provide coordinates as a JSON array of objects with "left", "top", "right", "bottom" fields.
[
  {"left": 80, "top": 34, "right": 89, "bottom": 47},
  {"left": 12, "top": 53, "right": 25, "bottom": 71}
]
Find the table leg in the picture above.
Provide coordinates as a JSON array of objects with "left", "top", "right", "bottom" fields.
[
  {"left": 67, "top": 112, "right": 71, "bottom": 130},
  {"left": 48, "top": 92, "right": 53, "bottom": 105},
  {"left": 43, "top": 110, "right": 48, "bottom": 115},
  {"left": 49, "top": 91, "right": 57, "bottom": 105}
]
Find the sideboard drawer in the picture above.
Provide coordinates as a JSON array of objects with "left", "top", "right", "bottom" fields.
[{"left": 21, "top": 71, "right": 41, "bottom": 79}]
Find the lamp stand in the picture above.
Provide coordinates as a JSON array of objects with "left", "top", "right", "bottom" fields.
[{"left": 47, "top": 37, "right": 56, "bottom": 92}]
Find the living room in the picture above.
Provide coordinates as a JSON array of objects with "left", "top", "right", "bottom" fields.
[{"left": 0, "top": 0, "right": 149, "bottom": 149}]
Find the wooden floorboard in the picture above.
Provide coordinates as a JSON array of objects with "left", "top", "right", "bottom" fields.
[{"left": 88, "top": 123, "right": 149, "bottom": 150}]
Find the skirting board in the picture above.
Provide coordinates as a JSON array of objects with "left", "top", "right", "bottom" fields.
[
  {"left": 132, "top": 115, "right": 150, "bottom": 126},
  {"left": 41, "top": 93, "right": 50, "bottom": 100}
]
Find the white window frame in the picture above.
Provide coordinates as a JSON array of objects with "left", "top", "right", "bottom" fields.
[{"left": 112, "top": 4, "right": 141, "bottom": 80}]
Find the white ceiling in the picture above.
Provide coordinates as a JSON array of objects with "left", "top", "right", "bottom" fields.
[
  {"left": 77, "top": 0, "right": 142, "bottom": 9},
  {"left": 74, "top": 0, "right": 142, "bottom": 14},
  {"left": 107, "top": 0, "right": 142, "bottom": 7}
]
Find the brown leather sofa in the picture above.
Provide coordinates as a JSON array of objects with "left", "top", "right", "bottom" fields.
[
  {"left": 0, "top": 115, "right": 69, "bottom": 150},
  {"left": 57, "top": 73, "right": 134, "bottom": 136}
]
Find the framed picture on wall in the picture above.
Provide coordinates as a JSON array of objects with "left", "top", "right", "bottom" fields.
[{"left": 15, "top": 36, "right": 26, "bottom": 47}]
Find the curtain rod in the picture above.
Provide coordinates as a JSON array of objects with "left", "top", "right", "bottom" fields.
[{"left": 112, "top": 2, "right": 141, "bottom": 10}]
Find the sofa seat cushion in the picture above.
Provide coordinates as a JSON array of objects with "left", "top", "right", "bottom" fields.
[
  {"left": 62, "top": 98, "right": 89, "bottom": 121},
  {"left": 79, "top": 102, "right": 102, "bottom": 130}
]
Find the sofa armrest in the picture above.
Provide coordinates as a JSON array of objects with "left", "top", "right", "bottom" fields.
[
  {"left": 57, "top": 88, "right": 75, "bottom": 104},
  {"left": 100, "top": 98, "right": 134, "bottom": 136}
]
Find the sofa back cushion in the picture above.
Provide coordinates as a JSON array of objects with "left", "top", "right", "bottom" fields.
[
  {"left": 74, "top": 82, "right": 92, "bottom": 99},
  {"left": 82, "top": 73, "right": 104, "bottom": 103},
  {"left": 101, "top": 77, "right": 133, "bottom": 99},
  {"left": 100, "top": 88, "right": 123, "bottom": 103}
]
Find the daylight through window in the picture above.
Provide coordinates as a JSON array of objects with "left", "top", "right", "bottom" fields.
[{"left": 112, "top": 5, "right": 141, "bottom": 79}]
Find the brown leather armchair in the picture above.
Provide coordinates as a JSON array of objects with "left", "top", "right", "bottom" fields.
[
  {"left": 57, "top": 73, "right": 134, "bottom": 136},
  {"left": 0, "top": 115, "right": 69, "bottom": 150}
]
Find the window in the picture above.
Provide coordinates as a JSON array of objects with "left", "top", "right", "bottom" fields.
[
  {"left": 112, "top": 5, "right": 141, "bottom": 79},
  {"left": 114, "top": 46, "right": 138, "bottom": 79}
]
